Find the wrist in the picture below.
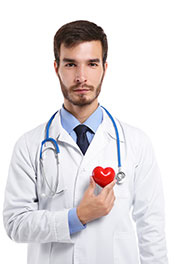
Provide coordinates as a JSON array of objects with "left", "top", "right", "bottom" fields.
[{"left": 76, "top": 207, "right": 87, "bottom": 225}]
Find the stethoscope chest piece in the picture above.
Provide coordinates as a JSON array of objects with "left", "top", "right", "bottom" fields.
[
  {"left": 40, "top": 107, "right": 127, "bottom": 196},
  {"left": 116, "top": 170, "right": 126, "bottom": 184}
]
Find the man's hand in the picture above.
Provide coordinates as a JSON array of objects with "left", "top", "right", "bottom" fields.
[{"left": 77, "top": 177, "right": 117, "bottom": 225}]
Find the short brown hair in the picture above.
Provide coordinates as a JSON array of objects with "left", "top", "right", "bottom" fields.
[{"left": 54, "top": 20, "right": 108, "bottom": 67}]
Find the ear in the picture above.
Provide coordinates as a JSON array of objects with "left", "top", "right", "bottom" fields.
[
  {"left": 54, "top": 60, "right": 58, "bottom": 75},
  {"left": 103, "top": 62, "right": 108, "bottom": 75}
]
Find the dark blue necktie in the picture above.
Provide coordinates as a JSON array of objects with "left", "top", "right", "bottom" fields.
[{"left": 74, "top": 125, "right": 91, "bottom": 155}]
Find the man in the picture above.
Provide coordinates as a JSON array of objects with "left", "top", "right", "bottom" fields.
[{"left": 3, "top": 20, "right": 168, "bottom": 264}]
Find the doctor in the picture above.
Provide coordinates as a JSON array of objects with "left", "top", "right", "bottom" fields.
[{"left": 3, "top": 20, "right": 168, "bottom": 264}]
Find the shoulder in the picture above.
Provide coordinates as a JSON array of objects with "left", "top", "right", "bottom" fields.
[
  {"left": 102, "top": 107, "right": 150, "bottom": 145},
  {"left": 119, "top": 120, "right": 155, "bottom": 164},
  {"left": 24, "top": 123, "right": 46, "bottom": 144},
  {"left": 120, "top": 120, "right": 151, "bottom": 143},
  {"left": 13, "top": 122, "right": 47, "bottom": 155}
]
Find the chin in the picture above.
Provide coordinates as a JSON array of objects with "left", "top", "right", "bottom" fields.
[
  {"left": 72, "top": 100, "right": 94, "bottom": 107},
  {"left": 72, "top": 96, "right": 98, "bottom": 107}
]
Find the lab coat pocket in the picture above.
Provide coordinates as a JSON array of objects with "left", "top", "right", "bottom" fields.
[
  {"left": 114, "top": 183, "right": 130, "bottom": 199},
  {"left": 113, "top": 231, "right": 139, "bottom": 264}
]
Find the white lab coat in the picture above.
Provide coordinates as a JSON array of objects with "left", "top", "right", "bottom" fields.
[{"left": 3, "top": 109, "right": 168, "bottom": 264}]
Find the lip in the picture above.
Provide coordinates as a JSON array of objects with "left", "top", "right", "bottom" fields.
[{"left": 73, "top": 89, "right": 90, "bottom": 94}]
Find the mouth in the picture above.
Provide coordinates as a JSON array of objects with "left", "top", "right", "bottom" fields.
[{"left": 73, "top": 88, "right": 91, "bottom": 94}]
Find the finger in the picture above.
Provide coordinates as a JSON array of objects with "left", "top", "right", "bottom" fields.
[
  {"left": 87, "top": 176, "right": 96, "bottom": 195},
  {"left": 106, "top": 179, "right": 117, "bottom": 189},
  {"left": 99, "top": 179, "right": 116, "bottom": 199},
  {"left": 107, "top": 197, "right": 116, "bottom": 214},
  {"left": 105, "top": 189, "right": 116, "bottom": 205},
  {"left": 101, "top": 179, "right": 116, "bottom": 194}
]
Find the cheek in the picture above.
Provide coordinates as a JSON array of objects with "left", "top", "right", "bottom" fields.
[
  {"left": 58, "top": 69, "right": 73, "bottom": 87},
  {"left": 90, "top": 70, "right": 104, "bottom": 84}
]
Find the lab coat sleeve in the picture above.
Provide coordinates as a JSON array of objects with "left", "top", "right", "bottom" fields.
[
  {"left": 68, "top": 208, "right": 86, "bottom": 234},
  {"left": 132, "top": 132, "right": 168, "bottom": 263},
  {"left": 3, "top": 134, "right": 73, "bottom": 244}
]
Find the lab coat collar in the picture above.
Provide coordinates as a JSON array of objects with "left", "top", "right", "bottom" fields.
[
  {"left": 101, "top": 108, "right": 125, "bottom": 143},
  {"left": 49, "top": 110, "right": 77, "bottom": 147},
  {"left": 48, "top": 108, "right": 125, "bottom": 144}
]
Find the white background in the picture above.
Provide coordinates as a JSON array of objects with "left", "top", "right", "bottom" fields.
[{"left": 0, "top": 0, "right": 174, "bottom": 262}]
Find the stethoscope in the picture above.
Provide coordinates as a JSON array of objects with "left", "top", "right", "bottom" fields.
[{"left": 40, "top": 106, "right": 126, "bottom": 197}]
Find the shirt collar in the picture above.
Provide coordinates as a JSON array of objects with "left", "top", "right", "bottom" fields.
[
  {"left": 48, "top": 107, "right": 125, "bottom": 143},
  {"left": 60, "top": 104, "right": 103, "bottom": 134}
]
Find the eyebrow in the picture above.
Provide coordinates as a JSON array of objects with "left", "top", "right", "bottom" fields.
[
  {"left": 62, "top": 58, "right": 101, "bottom": 63},
  {"left": 89, "top": 59, "right": 101, "bottom": 63},
  {"left": 63, "top": 58, "right": 76, "bottom": 63}
]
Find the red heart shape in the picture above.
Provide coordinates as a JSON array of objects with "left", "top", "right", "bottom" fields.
[{"left": 92, "top": 166, "right": 115, "bottom": 187}]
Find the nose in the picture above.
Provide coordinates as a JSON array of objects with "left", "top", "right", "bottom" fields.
[{"left": 75, "top": 66, "right": 87, "bottom": 84}]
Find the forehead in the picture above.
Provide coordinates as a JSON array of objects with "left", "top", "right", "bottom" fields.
[{"left": 59, "top": 40, "right": 103, "bottom": 61}]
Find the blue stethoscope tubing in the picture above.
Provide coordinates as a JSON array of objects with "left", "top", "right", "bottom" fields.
[
  {"left": 101, "top": 106, "right": 121, "bottom": 168},
  {"left": 40, "top": 107, "right": 126, "bottom": 196},
  {"left": 40, "top": 111, "right": 60, "bottom": 158}
]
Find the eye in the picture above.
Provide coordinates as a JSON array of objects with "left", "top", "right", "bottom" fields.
[
  {"left": 65, "top": 63, "right": 76, "bottom": 68},
  {"left": 89, "top": 62, "right": 99, "bottom": 67}
]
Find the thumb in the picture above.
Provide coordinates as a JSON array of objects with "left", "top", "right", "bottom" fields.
[{"left": 88, "top": 176, "right": 96, "bottom": 193}]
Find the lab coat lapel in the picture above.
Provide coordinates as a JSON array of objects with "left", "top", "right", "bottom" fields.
[
  {"left": 83, "top": 123, "right": 109, "bottom": 161},
  {"left": 46, "top": 108, "right": 125, "bottom": 158},
  {"left": 101, "top": 108, "right": 125, "bottom": 143},
  {"left": 82, "top": 108, "right": 125, "bottom": 163},
  {"left": 48, "top": 110, "right": 79, "bottom": 150}
]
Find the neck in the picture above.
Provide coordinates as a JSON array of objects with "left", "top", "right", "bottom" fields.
[{"left": 64, "top": 100, "right": 99, "bottom": 123}]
